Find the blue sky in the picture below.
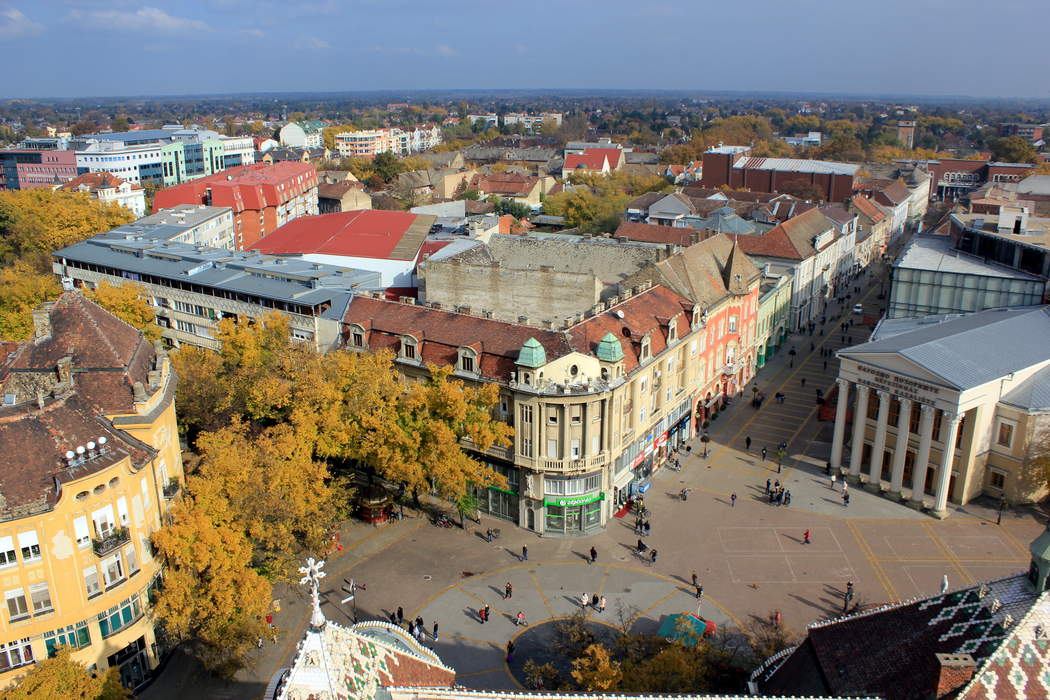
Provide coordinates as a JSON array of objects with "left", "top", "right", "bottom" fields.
[{"left": 1, "top": 0, "right": 1047, "bottom": 99}]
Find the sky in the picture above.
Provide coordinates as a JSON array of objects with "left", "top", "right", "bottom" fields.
[{"left": 1, "top": 0, "right": 1047, "bottom": 100}]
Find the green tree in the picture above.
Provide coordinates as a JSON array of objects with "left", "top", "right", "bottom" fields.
[
  {"left": 492, "top": 198, "right": 532, "bottom": 219},
  {"left": 372, "top": 152, "right": 402, "bottom": 182},
  {"left": 989, "top": 135, "right": 1038, "bottom": 164},
  {"left": 6, "top": 646, "right": 128, "bottom": 700}
]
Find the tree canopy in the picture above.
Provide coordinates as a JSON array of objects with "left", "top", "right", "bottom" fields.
[
  {"left": 6, "top": 646, "right": 128, "bottom": 700},
  {"left": 84, "top": 281, "right": 162, "bottom": 342}
]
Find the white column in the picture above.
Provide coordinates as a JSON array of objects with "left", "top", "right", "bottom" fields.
[
  {"left": 848, "top": 384, "right": 870, "bottom": 479},
  {"left": 889, "top": 398, "right": 912, "bottom": 497},
  {"left": 933, "top": 412, "right": 962, "bottom": 516},
  {"left": 909, "top": 405, "right": 936, "bottom": 508},
  {"left": 867, "top": 391, "right": 890, "bottom": 488},
  {"left": 830, "top": 378, "right": 849, "bottom": 471}
]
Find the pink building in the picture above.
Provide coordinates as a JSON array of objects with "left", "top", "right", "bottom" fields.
[{"left": 0, "top": 150, "right": 77, "bottom": 190}]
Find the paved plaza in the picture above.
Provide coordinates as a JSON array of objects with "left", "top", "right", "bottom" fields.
[{"left": 142, "top": 270, "right": 1047, "bottom": 700}]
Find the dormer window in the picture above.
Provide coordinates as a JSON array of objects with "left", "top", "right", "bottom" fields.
[
  {"left": 459, "top": 348, "right": 477, "bottom": 374},
  {"left": 349, "top": 325, "right": 365, "bottom": 348},
  {"left": 668, "top": 318, "right": 677, "bottom": 342},
  {"left": 640, "top": 334, "right": 652, "bottom": 362},
  {"left": 401, "top": 336, "right": 418, "bottom": 360}
]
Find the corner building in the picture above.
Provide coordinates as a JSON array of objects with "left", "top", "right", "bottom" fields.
[
  {"left": 0, "top": 294, "right": 183, "bottom": 690},
  {"left": 344, "top": 235, "right": 760, "bottom": 535}
]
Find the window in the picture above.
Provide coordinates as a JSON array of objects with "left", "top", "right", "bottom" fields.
[
  {"left": 98, "top": 595, "right": 142, "bottom": 638},
  {"left": 459, "top": 349, "right": 476, "bottom": 373},
  {"left": 92, "top": 506, "right": 115, "bottom": 539},
  {"left": 84, "top": 565, "right": 101, "bottom": 598},
  {"left": 997, "top": 421, "right": 1015, "bottom": 448},
  {"left": 728, "top": 315, "right": 738, "bottom": 332},
  {"left": 401, "top": 337, "right": 417, "bottom": 359},
  {"left": 547, "top": 439, "right": 558, "bottom": 458},
  {"left": 690, "top": 339, "right": 698, "bottom": 356},
  {"left": 0, "top": 638, "right": 33, "bottom": 672},
  {"left": 6, "top": 589, "right": 28, "bottom": 621},
  {"left": 990, "top": 470, "right": 1006, "bottom": 490},
  {"left": 29, "top": 582, "right": 52, "bottom": 614},
  {"left": 668, "top": 319, "right": 677, "bottom": 342},
  {"left": 571, "top": 405, "right": 582, "bottom": 424},
  {"left": 117, "top": 497, "right": 129, "bottom": 526},
  {"left": 101, "top": 553, "right": 124, "bottom": 589},
  {"left": 640, "top": 376, "right": 648, "bottom": 393},
  {"left": 175, "top": 319, "right": 197, "bottom": 334},
  {"left": 640, "top": 335, "right": 651, "bottom": 361},
  {"left": 44, "top": 622, "right": 90, "bottom": 656},
  {"left": 547, "top": 406, "right": 558, "bottom": 425},
  {"left": 124, "top": 544, "right": 139, "bottom": 576},
  {"left": 141, "top": 477, "right": 151, "bottom": 511},
  {"left": 72, "top": 516, "right": 90, "bottom": 549},
  {"left": 18, "top": 531, "right": 40, "bottom": 562},
  {"left": 350, "top": 328, "right": 365, "bottom": 347},
  {"left": 570, "top": 439, "right": 580, "bottom": 459},
  {"left": 0, "top": 536, "right": 15, "bottom": 568}
]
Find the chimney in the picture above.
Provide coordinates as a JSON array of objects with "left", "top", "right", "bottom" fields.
[
  {"left": 934, "top": 653, "right": 975, "bottom": 697},
  {"left": 133, "top": 381, "right": 148, "bottom": 403},
  {"left": 56, "top": 356, "right": 73, "bottom": 386},
  {"left": 32, "top": 303, "right": 55, "bottom": 341}
]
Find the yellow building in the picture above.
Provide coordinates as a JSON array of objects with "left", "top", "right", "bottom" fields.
[{"left": 0, "top": 293, "right": 183, "bottom": 690}]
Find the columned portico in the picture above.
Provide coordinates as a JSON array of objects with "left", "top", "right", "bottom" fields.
[
  {"left": 830, "top": 378, "right": 849, "bottom": 471},
  {"left": 848, "top": 384, "right": 869, "bottom": 481},
  {"left": 908, "top": 404, "right": 936, "bottom": 509},
  {"left": 932, "top": 412, "right": 962, "bottom": 518},
  {"left": 888, "top": 397, "right": 912, "bottom": 498},
  {"left": 866, "top": 390, "right": 890, "bottom": 490}
]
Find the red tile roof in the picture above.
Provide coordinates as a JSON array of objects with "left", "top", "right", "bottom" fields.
[
  {"left": 250, "top": 210, "right": 435, "bottom": 261},
  {"left": 471, "top": 173, "right": 537, "bottom": 196},
  {"left": 58, "top": 171, "right": 141, "bottom": 192},
  {"left": 152, "top": 162, "right": 317, "bottom": 215},
  {"left": 614, "top": 221, "right": 704, "bottom": 246},
  {"left": 850, "top": 194, "right": 887, "bottom": 223},
  {"left": 564, "top": 148, "right": 623, "bottom": 172}
]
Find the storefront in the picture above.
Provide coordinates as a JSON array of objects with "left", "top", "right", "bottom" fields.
[
  {"left": 544, "top": 492, "right": 604, "bottom": 533},
  {"left": 667, "top": 399, "right": 692, "bottom": 450},
  {"left": 475, "top": 461, "right": 520, "bottom": 524},
  {"left": 108, "top": 636, "right": 150, "bottom": 690}
]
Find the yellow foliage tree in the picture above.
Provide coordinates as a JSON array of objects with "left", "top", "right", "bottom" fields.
[
  {"left": 0, "top": 189, "right": 134, "bottom": 269},
  {"left": 0, "top": 261, "right": 60, "bottom": 340},
  {"left": 151, "top": 502, "right": 271, "bottom": 678},
  {"left": 84, "top": 281, "right": 162, "bottom": 342},
  {"left": 570, "top": 644, "right": 623, "bottom": 691},
  {"left": 6, "top": 645, "right": 128, "bottom": 700}
]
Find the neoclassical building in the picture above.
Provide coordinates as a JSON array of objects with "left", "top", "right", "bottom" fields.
[
  {"left": 829, "top": 306, "right": 1050, "bottom": 515},
  {"left": 0, "top": 294, "right": 183, "bottom": 690},
  {"left": 344, "top": 236, "right": 761, "bottom": 536}
]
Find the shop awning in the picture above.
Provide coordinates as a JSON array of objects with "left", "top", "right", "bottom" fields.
[{"left": 656, "top": 613, "right": 717, "bottom": 645}]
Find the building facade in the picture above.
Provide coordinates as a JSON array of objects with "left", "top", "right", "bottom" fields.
[
  {"left": 700, "top": 146, "right": 858, "bottom": 203},
  {"left": 829, "top": 307, "right": 1050, "bottom": 516},
  {"left": 151, "top": 162, "right": 319, "bottom": 249},
  {"left": 279, "top": 121, "right": 325, "bottom": 149},
  {"left": 0, "top": 294, "right": 184, "bottom": 691},
  {"left": 333, "top": 126, "right": 442, "bottom": 159},
  {"left": 755, "top": 271, "right": 793, "bottom": 369},
  {"left": 0, "top": 150, "right": 77, "bottom": 190},
  {"left": 56, "top": 172, "right": 146, "bottom": 217},
  {"left": 345, "top": 235, "right": 761, "bottom": 535}
]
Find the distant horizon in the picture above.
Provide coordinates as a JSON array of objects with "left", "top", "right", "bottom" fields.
[
  {"left": 0, "top": 1, "right": 1046, "bottom": 101},
  {"left": 4, "top": 87, "right": 1050, "bottom": 106}
]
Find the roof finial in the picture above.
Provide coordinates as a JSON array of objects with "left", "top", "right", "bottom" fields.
[{"left": 299, "top": 557, "right": 327, "bottom": 630}]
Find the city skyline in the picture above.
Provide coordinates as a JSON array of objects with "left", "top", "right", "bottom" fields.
[{"left": 0, "top": 0, "right": 1047, "bottom": 100}]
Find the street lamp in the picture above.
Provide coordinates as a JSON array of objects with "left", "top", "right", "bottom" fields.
[{"left": 341, "top": 578, "right": 365, "bottom": 623}]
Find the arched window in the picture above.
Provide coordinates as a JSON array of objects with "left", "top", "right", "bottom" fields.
[
  {"left": 400, "top": 336, "right": 418, "bottom": 360},
  {"left": 349, "top": 324, "right": 366, "bottom": 348},
  {"left": 459, "top": 348, "right": 478, "bottom": 374}
]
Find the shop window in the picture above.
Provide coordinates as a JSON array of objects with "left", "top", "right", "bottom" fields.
[
  {"left": 990, "top": 470, "right": 1006, "bottom": 490},
  {"left": 44, "top": 622, "right": 90, "bottom": 656},
  {"left": 997, "top": 421, "right": 1014, "bottom": 448}
]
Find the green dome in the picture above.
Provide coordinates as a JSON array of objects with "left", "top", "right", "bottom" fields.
[
  {"left": 595, "top": 332, "right": 624, "bottom": 362},
  {"left": 516, "top": 337, "right": 547, "bottom": 368}
]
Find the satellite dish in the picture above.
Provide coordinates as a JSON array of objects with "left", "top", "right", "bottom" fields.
[
  {"left": 98, "top": 436, "right": 107, "bottom": 445},
  {"left": 65, "top": 451, "right": 75, "bottom": 460},
  {"left": 75, "top": 445, "right": 85, "bottom": 455}
]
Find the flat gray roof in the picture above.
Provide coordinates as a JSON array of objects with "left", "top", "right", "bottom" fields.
[{"left": 895, "top": 235, "right": 1043, "bottom": 280}]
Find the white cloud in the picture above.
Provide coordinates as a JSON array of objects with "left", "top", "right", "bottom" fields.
[
  {"left": 369, "top": 45, "right": 422, "bottom": 56},
  {"left": 435, "top": 43, "right": 456, "bottom": 57},
  {"left": 293, "top": 35, "right": 330, "bottom": 50},
  {"left": 239, "top": 28, "right": 265, "bottom": 39},
  {"left": 69, "top": 7, "right": 211, "bottom": 34},
  {"left": 0, "top": 7, "right": 43, "bottom": 39}
]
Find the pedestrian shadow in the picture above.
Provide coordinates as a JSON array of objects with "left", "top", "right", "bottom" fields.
[
  {"left": 821, "top": 497, "right": 845, "bottom": 507},
  {"left": 573, "top": 551, "right": 591, "bottom": 563},
  {"left": 712, "top": 497, "right": 732, "bottom": 507},
  {"left": 489, "top": 585, "right": 505, "bottom": 598},
  {"left": 563, "top": 595, "right": 589, "bottom": 609},
  {"left": 782, "top": 534, "right": 803, "bottom": 544},
  {"left": 463, "top": 608, "right": 484, "bottom": 624}
]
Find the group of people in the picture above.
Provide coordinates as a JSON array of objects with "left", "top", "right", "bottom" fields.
[
  {"left": 580, "top": 592, "right": 607, "bottom": 612},
  {"left": 633, "top": 517, "right": 651, "bottom": 536},
  {"left": 389, "top": 607, "right": 439, "bottom": 643},
  {"left": 765, "top": 478, "right": 792, "bottom": 506}
]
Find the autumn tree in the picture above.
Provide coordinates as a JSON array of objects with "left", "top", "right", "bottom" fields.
[
  {"left": 571, "top": 644, "right": 623, "bottom": 691},
  {"left": 0, "top": 189, "right": 134, "bottom": 269},
  {"left": 989, "top": 135, "right": 1038, "bottom": 164},
  {"left": 151, "top": 502, "right": 271, "bottom": 678},
  {"left": 0, "top": 260, "right": 60, "bottom": 340},
  {"left": 6, "top": 646, "right": 128, "bottom": 700},
  {"left": 85, "top": 281, "right": 162, "bottom": 342}
]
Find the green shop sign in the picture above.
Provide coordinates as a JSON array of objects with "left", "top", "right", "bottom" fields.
[{"left": 544, "top": 492, "right": 605, "bottom": 508}]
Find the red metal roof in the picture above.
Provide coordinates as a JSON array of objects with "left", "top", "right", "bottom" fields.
[
  {"left": 152, "top": 162, "right": 316, "bottom": 214},
  {"left": 250, "top": 209, "right": 429, "bottom": 261}
]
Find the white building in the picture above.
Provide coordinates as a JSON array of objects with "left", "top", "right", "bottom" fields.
[
  {"left": 56, "top": 172, "right": 146, "bottom": 217},
  {"left": 279, "top": 121, "right": 325, "bottom": 149}
]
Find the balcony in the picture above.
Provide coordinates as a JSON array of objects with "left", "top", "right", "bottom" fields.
[
  {"left": 459, "top": 437, "right": 513, "bottom": 462},
  {"left": 541, "top": 453, "right": 609, "bottom": 473},
  {"left": 163, "top": 479, "right": 180, "bottom": 500},
  {"left": 722, "top": 363, "right": 738, "bottom": 377},
  {"left": 93, "top": 527, "right": 130, "bottom": 557}
]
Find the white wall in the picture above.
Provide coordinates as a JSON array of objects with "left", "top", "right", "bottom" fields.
[{"left": 300, "top": 253, "right": 415, "bottom": 287}]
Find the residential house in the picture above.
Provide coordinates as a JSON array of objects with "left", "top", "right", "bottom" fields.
[
  {"left": 855, "top": 179, "right": 912, "bottom": 241},
  {"left": 561, "top": 148, "right": 625, "bottom": 179},
  {"left": 318, "top": 182, "right": 372, "bottom": 214},
  {"left": 0, "top": 294, "right": 184, "bottom": 691},
  {"left": 279, "top": 121, "right": 325, "bottom": 149},
  {"left": 848, "top": 194, "right": 891, "bottom": 268},
  {"left": 57, "top": 172, "right": 146, "bottom": 217},
  {"left": 469, "top": 173, "right": 554, "bottom": 208},
  {"left": 755, "top": 270, "right": 793, "bottom": 369},
  {"left": 317, "top": 170, "right": 360, "bottom": 185}
]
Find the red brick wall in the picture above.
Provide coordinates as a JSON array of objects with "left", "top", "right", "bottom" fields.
[{"left": 700, "top": 152, "right": 735, "bottom": 189}]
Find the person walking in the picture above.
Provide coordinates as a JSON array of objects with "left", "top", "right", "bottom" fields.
[
  {"left": 745, "top": 436, "right": 752, "bottom": 452},
  {"left": 506, "top": 640, "right": 515, "bottom": 663},
  {"left": 397, "top": 606, "right": 404, "bottom": 625},
  {"left": 765, "top": 478, "right": 771, "bottom": 494},
  {"left": 730, "top": 493, "right": 737, "bottom": 507},
  {"left": 803, "top": 529, "right": 811, "bottom": 545},
  {"left": 504, "top": 582, "right": 513, "bottom": 599},
  {"left": 649, "top": 549, "right": 658, "bottom": 567},
  {"left": 801, "top": 376, "right": 806, "bottom": 388},
  {"left": 589, "top": 546, "right": 598, "bottom": 564},
  {"left": 521, "top": 545, "right": 528, "bottom": 562},
  {"left": 433, "top": 621, "right": 439, "bottom": 641},
  {"left": 598, "top": 595, "right": 606, "bottom": 613},
  {"left": 761, "top": 447, "right": 768, "bottom": 462},
  {"left": 823, "top": 359, "right": 828, "bottom": 371},
  {"left": 842, "top": 491, "right": 850, "bottom": 507},
  {"left": 516, "top": 611, "right": 527, "bottom": 626},
  {"left": 830, "top": 473, "right": 837, "bottom": 489},
  {"left": 591, "top": 593, "right": 600, "bottom": 609},
  {"left": 695, "top": 584, "right": 704, "bottom": 600},
  {"left": 580, "top": 592, "right": 589, "bottom": 609}
]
